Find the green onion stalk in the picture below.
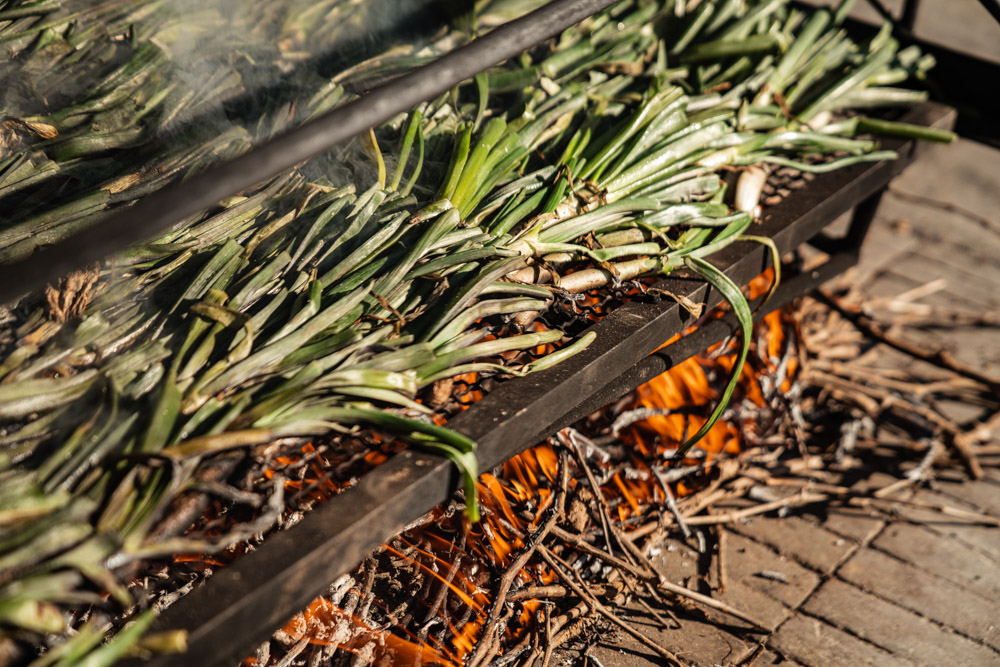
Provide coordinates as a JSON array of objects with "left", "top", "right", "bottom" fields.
[{"left": 0, "top": 0, "right": 954, "bottom": 659}]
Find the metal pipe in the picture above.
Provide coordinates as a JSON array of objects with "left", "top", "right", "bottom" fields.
[{"left": 0, "top": 0, "right": 619, "bottom": 304}]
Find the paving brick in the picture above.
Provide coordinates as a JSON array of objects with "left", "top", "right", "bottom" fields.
[
  {"left": 652, "top": 537, "right": 790, "bottom": 633},
  {"left": 889, "top": 253, "right": 1000, "bottom": 311},
  {"left": 893, "top": 489, "right": 1000, "bottom": 561},
  {"left": 717, "top": 534, "right": 821, "bottom": 623},
  {"left": 808, "top": 505, "right": 885, "bottom": 544},
  {"left": 874, "top": 522, "right": 1000, "bottom": 599},
  {"left": 711, "top": 577, "right": 792, "bottom": 634},
  {"left": 650, "top": 531, "right": 820, "bottom": 633},
  {"left": 639, "top": 606, "right": 753, "bottom": 665},
  {"left": 769, "top": 614, "right": 909, "bottom": 667},
  {"left": 803, "top": 579, "right": 999, "bottom": 666},
  {"left": 787, "top": 471, "right": 890, "bottom": 544},
  {"left": 798, "top": 0, "right": 1000, "bottom": 63},
  {"left": 933, "top": 475, "right": 1000, "bottom": 516},
  {"left": 751, "top": 648, "right": 803, "bottom": 666},
  {"left": 837, "top": 548, "right": 1000, "bottom": 651},
  {"left": 727, "top": 516, "right": 856, "bottom": 574},
  {"left": 893, "top": 142, "right": 1000, "bottom": 233},
  {"left": 851, "top": 215, "right": 920, "bottom": 283}
]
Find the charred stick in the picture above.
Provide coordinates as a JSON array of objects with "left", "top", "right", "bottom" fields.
[
  {"left": 714, "top": 520, "right": 729, "bottom": 594},
  {"left": 548, "top": 600, "right": 589, "bottom": 639},
  {"left": 507, "top": 583, "right": 610, "bottom": 602},
  {"left": 488, "top": 637, "right": 532, "bottom": 667},
  {"left": 356, "top": 557, "right": 378, "bottom": 623},
  {"left": 653, "top": 467, "right": 692, "bottom": 540},
  {"left": 549, "top": 525, "right": 654, "bottom": 580},
  {"left": 420, "top": 533, "right": 466, "bottom": 630},
  {"left": 562, "top": 430, "right": 617, "bottom": 553},
  {"left": 537, "top": 546, "right": 684, "bottom": 666},
  {"left": 144, "top": 454, "right": 243, "bottom": 542},
  {"left": 549, "top": 614, "right": 588, "bottom": 651},
  {"left": 541, "top": 605, "right": 554, "bottom": 667},
  {"left": 641, "top": 580, "right": 684, "bottom": 629}
]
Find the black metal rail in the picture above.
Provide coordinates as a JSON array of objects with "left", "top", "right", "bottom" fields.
[{"left": 135, "top": 101, "right": 955, "bottom": 667}]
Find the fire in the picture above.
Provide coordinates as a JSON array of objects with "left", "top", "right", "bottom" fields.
[{"left": 263, "top": 269, "right": 797, "bottom": 664}]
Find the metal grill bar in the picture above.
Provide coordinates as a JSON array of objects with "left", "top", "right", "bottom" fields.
[
  {"left": 135, "top": 101, "right": 955, "bottom": 667},
  {"left": 0, "top": 0, "right": 620, "bottom": 304}
]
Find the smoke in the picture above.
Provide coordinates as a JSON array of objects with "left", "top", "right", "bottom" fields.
[{"left": 0, "top": 0, "right": 462, "bottom": 214}]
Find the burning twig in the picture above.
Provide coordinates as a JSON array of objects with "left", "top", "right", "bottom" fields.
[{"left": 466, "top": 451, "right": 569, "bottom": 667}]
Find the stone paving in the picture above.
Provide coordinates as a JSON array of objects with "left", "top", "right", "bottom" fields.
[{"left": 572, "top": 135, "right": 1000, "bottom": 665}]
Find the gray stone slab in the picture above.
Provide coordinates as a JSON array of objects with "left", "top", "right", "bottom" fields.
[
  {"left": 804, "top": 578, "right": 999, "bottom": 666},
  {"left": 874, "top": 522, "right": 1000, "bottom": 600},
  {"left": 769, "top": 614, "right": 909, "bottom": 667},
  {"left": 838, "top": 548, "right": 1000, "bottom": 651}
]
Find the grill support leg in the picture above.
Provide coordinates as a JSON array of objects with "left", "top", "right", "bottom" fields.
[
  {"left": 843, "top": 187, "right": 885, "bottom": 251},
  {"left": 810, "top": 186, "right": 886, "bottom": 259}
]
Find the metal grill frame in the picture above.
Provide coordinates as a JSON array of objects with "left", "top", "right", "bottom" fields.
[{"left": 132, "top": 101, "right": 955, "bottom": 667}]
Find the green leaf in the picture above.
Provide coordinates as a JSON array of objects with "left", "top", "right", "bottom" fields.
[{"left": 676, "top": 256, "right": 753, "bottom": 457}]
